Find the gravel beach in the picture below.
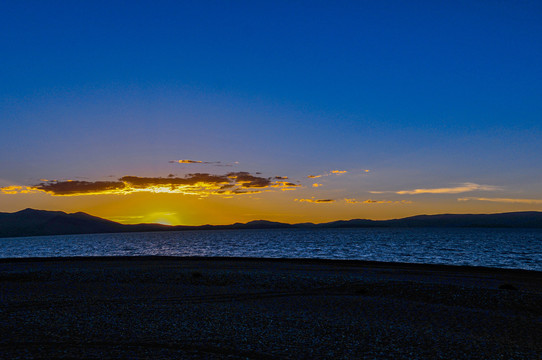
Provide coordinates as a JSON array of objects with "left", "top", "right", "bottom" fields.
[{"left": 1, "top": 256, "right": 541, "bottom": 359}]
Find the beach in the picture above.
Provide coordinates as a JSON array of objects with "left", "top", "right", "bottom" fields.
[{"left": 1, "top": 256, "right": 541, "bottom": 359}]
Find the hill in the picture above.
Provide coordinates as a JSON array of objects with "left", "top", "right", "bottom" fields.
[{"left": 0, "top": 209, "right": 541, "bottom": 238}]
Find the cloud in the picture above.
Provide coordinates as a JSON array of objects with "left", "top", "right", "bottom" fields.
[
  {"left": 213, "top": 161, "right": 239, "bottom": 167},
  {"left": 295, "top": 198, "right": 335, "bottom": 203},
  {"left": 169, "top": 159, "right": 237, "bottom": 166},
  {"left": 458, "top": 197, "right": 542, "bottom": 204},
  {"left": 0, "top": 185, "right": 39, "bottom": 194},
  {"left": 345, "top": 198, "right": 412, "bottom": 204},
  {"left": 226, "top": 172, "right": 274, "bottom": 188},
  {"left": 271, "top": 181, "right": 299, "bottom": 191},
  {"left": 307, "top": 170, "right": 348, "bottom": 178},
  {"left": 170, "top": 159, "right": 204, "bottom": 164},
  {"left": 1, "top": 186, "right": 30, "bottom": 194},
  {"left": 11, "top": 172, "right": 300, "bottom": 197},
  {"left": 393, "top": 183, "right": 502, "bottom": 195},
  {"left": 312, "top": 183, "right": 322, "bottom": 187},
  {"left": 32, "top": 180, "right": 128, "bottom": 195},
  {"left": 1, "top": 186, "right": 23, "bottom": 194}
]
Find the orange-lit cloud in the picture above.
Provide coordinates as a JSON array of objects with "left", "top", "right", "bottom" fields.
[
  {"left": 312, "top": 183, "right": 322, "bottom": 187},
  {"left": 1, "top": 186, "right": 22, "bottom": 194},
  {"left": 376, "top": 182, "right": 502, "bottom": 195},
  {"left": 345, "top": 198, "right": 412, "bottom": 204},
  {"left": 0, "top": 186, "right": 39, "bottom": 194},
  {"left": 307, "top": 169, "right": 348, "bottom": 178},
  {"left": 171, "top": 159, "right": 204, "bottom": 164},
  {"left": 458, "top": 197, "right": 542, "bottom": 204},
  {"left": 169, "top": 159, "right": 237, "bottom": 166},
  {"left": 1, "top": 186, "right": 23, "bottom": 194},
  {"left": 2, "top": 172, "right": 299, "bottom": 197},
  {"left": 271, "top": 181, "right": 299, "bottom": 191},
  {"left": 295, "top": 198, "right": 335, "bottom": 203}
]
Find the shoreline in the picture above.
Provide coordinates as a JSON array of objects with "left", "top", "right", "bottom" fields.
[
  {"left": 1, "top": 256, "right": 541, "bottom": 358},
  {"left": 2, "top": 254, "right": 542, "bottom": 276}
]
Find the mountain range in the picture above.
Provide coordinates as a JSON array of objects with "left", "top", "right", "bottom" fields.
[{"left": 1, "top": 208, "right": 541, "bottom": 238}]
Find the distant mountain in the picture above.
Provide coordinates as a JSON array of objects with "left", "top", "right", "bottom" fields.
[
  {"left": 0, "top": 208, "right": 126, "bottom": 238},
  {"left": 0, "top": 209, "right": 541, "bottom": 238},
  {"left": 230, "top": 220, "right": 296, "bottom": 229},
  {"left": 383, "top": 212, "right": 542, "bottom": 228}
]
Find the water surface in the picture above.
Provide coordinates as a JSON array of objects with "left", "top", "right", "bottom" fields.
[{"left": 1, "top": 228, "right": 541, "bottom": 271}]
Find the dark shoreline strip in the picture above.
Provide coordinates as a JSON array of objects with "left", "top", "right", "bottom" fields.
[{"left": 1, "top": 255, "right": 541, "bottom": 277}]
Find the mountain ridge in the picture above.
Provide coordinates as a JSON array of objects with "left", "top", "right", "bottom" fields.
[{"left": 1, "top": 208, "right": 541, "bottom": 238}]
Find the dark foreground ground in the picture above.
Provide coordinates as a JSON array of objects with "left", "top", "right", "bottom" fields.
[{"left": 1, "top": 257, "right": 541, "bottom": 359}]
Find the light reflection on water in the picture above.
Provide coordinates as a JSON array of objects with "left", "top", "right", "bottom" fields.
[{"left": 1, "top": 228, "right": 541, "bottom": 271}]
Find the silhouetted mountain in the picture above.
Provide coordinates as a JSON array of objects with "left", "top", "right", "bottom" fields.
[
  {"left": 384, "top": 212, "right": 542, "bottom": 228},
  {"left": 230, "top": 220, "right": 296, "bottom": 229},
  {"left": 0, "top": 208, "right": 126, "bottom": 238},
  {"left": 0, "top": 209, "right": 541, "bottom": 238},
  {"left": 315, "top": 219, "right": 378, "bottom": 228}
]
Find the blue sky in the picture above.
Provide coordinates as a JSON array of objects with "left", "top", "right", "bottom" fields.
[{"left": 1, "top": 1, "right": 541, "bottom": 224}]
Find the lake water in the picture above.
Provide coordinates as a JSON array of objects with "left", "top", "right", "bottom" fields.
[{"left": 1, "top": 228, "right": 541, "bottom": 271}]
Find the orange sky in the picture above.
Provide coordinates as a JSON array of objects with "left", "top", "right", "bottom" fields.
[{"left": 2, "top": 165, "right": 541, "bottom": 225}]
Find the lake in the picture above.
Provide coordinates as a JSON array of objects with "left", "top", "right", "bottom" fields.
[{"left": 1, "top": 227, "right": 541, "bottom": 271}]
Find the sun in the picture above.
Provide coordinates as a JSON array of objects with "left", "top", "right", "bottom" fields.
[{"left": 142, "top": 212, "right": 179, "bottom": 226}]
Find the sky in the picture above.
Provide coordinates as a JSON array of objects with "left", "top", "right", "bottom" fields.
[{"left": 1, "top": 0, "right": 541, "bottom": 225}]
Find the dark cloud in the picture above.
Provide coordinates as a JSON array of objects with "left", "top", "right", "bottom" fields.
[
  {"left": 28, "top": 172, "right": 299, "bottom": 196},
  {"left": 219, "top": 184, "right": 236, "bottom": 190},
  {"left": 227, "top": 172, "right": 272, "bottom": 188},
  {"left": 34, "top": 180, "right": 127, "bottom": 195},
  {"left": 120, "top": 173, "right": 231, "bottom": 188}
]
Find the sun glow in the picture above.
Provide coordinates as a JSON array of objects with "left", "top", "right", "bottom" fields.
[{"left": 141, "top": 212, "right": 179, "bottom": 225}]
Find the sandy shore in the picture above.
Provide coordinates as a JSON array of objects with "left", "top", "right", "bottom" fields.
[{"left": 1, "top": 256, "right": 541, "bottom": 359}]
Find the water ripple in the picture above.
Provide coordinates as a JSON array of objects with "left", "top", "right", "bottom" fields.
[{"left": 1, "top": 228, "right": 541, "bottom": 271}]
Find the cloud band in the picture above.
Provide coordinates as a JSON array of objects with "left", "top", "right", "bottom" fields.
[{"left": 2, "top": 172, "right": 299, "bottom": 197}]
